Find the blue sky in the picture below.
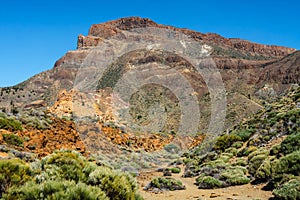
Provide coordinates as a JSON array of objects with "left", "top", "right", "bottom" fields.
[{"left": 0, "top": 0, "right": 299, "bottom": 87}]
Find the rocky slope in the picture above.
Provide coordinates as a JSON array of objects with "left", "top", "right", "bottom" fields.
[{"left": 182, "top": 85, "right": 300, "bottom": 199}]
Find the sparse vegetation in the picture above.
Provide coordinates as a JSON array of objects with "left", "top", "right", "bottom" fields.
[
  {"left": 0, "top": 150, "right": 143, "bottom": 200},
  {"left": 183, "top": 85, "right": 300, "bottom": 195},
  {"left": 2, "top": 134, "right": 23, "bottom": 147},
  {"left": 0, "top": 115, "right": 22, "bottom": 131}
]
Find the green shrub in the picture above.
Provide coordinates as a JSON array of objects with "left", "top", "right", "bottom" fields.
[
  {"left": 255, "top": 158, "right": 271, "bottom": 181},
  {"left": 280, "top": 132, "right": 300, "bottom": 155},
  {"left": 0, "top": 117, "right": 22, "bottom": 131},
  {"left": 164, "top": 144, "right": 181, "bottom": 154},
  {"left": 169, "top": 167, "right": 181, "bottom": 173},
  {"left": 149, "top": 177, "right": 185, "bottom": 191},
  {"left": 201, "top": 159, "right": 227, "bottom": 169},
  {"left": 2, "top": 134, "right": 23, "bottom": 147},
  {"left": 234, "top": 129, "right": 255, "bottom": 141},
  {"left": 273, "top": 179, "right": 300, "bottom": 200},
  {"left": 233, "top": 158, "right": 247, "bottom": 166},
  {"left": 38, "top": 150, "right": 93, "bottom": 183},
  {"left": 237, "top": 146, "right": 257, "bottom": 157},
  {"left": 213, "top": 134, "right": 242, "bottom": 152},
  {"left": 273, "top": 151, "right": 300, "bottom": 176},
  {"left": 248, "top": 148, "right": 268, "bottom": 161},
  {"left": 231, "top": 141, "right": 243, "bottom": 149},
  {"left": 0, "top": 159, "right": 33, "bottom": 197},
  {"left": 248, "top": 154, "right": 267, "bottom": 175},
  {"left": 220, "top": 166, "right": 250, "bottom": 186},
  {"left": 88, "top": 167, "right": 137, "bottom": 200},
  {"left": 224, "top": 147, "right": 238, "bottom": 156},
  {"left": 270, "top": 144, "right": 281, "bottom": 156},
  {"left": 3, "top": 180, "right": 108, "bottom": 200},
  {"left": 196, "top": 175, "right": 222, "bottom": 189},
  {"left": 219, "top": 153, "right": 234, "bottom": 163}
]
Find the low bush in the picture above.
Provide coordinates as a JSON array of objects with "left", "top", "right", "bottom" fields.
[
  {"left": 272, "top": 179, "right": 300, "bottom": 200},
  {"left": 232, "top": 158, "right": 247, "bottom": 166},
  {"left": 3, "top": 180, "right": 108, "bottom": 200},
  {"left": 224, "top": 147, "right": 238, "bottom": 156},
  {"left": 88, "top": 167, "right": 138, "bottom": 200},
  {"left": 0, "top": 159, "right": 33, "bottom": 197},
  {"left": 219, "top": 153, "right": 234, "bottom": 163},
  {"left": 213, "top": 134, "right": 241, "bottom": 152},
  {"left": 0, "top": 117, "right": 22, "bottom": 131},
  {"left": 234, "top": 129, "right": 255, "bottom": 142},
  {"left": 248, "top": 154, "right": 267, "bottom": 175},
  {"left": 220, "top": 166, "right": 250, "bottom": 186},
  {"left": 279, "top": 132, "right": 300, "bottom": 155},
  {"left": 38, "top": 150, "right": 94, "bottom": 183},
  {"left": 19, "top": 116, "right": 49, "bottom": 130},
  {"left": 237, "top": 146, "right": 257, "bottom": 157},
  {"left": 196, "top": 175, "right": 222, "bottom": 189},
  {"left": 255, "top": 158, "right": 271, "bottom": 181},
  {"left": 164, "top": 143, "right": 181, "bottom": 154},
  {"left": 2, "top": 134, "right": 23, "bottom": 147},
  {"left": 148, "top": 177, "right": 185, "bottom": 191},
  {"left": 169, "top": 167, "right": 181, "bottom": 173},
  {"left": 231, "top": 141, "right": 243, "bottom": 149},
  {"left": 273, "top": 151, "right": 300, "bottom": 176},
  {"left": 200, "top": 159, "right": 227, "bottom": 170}
]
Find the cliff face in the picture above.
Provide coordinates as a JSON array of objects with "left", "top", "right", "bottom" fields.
[{"left": 78, "top": 17, "right": 295, "bottom": 59}]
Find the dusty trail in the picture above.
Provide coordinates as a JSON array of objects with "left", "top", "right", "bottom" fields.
[{"left": 137, "top": 166, "right": 273, "bottom": 200}]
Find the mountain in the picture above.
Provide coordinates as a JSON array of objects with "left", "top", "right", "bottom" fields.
[
  {"left": 0, "top": 16, "right": 299, "bottom": 200},
  {"left": 0, "top": 17, "right": 299, "bottom": 154}
]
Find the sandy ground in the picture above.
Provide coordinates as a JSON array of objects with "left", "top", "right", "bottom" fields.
[
  {"left": 0, "top": 152, "right": 9, "bottom": 158},
  {"left": 137, "top": 166, "right": 273, "bottom": 200}
]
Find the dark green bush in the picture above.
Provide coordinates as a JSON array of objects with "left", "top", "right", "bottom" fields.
[
  {"left": 0, "top": 117, "right": 22, "bottom": 131},
  {"left": 3, "top": 180, "right": 108, "bottom": 200},
  {"left": 273, "top": 151, "right": 300, "bottom": 176},
  {"left": 0, "top": 159, "right": 33, "bottom": 197},
  {"left": 213, "top": 134, "right": 242, "bottom": 152},
  {"left": 2, "top": 134, "right": 23, "bottom": 147},
  {"left": 280, "top": 132, "right": 300, "bottom": 155},
  {"left": 234, "top": 129, "right": 255, "bottom": 141},
  {"left": 149, "top": 177, "right": 185, "bottom": 191},
  {"left": 196, "top": 175, "right": 222, "bottom": 189},
  {"left": 273, "top": 179, "right": 300, "bottom": 200}
]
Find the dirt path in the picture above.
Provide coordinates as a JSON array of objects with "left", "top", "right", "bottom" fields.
[{"left": 138, "top": 166, "right": 273, "bottom": 200}]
